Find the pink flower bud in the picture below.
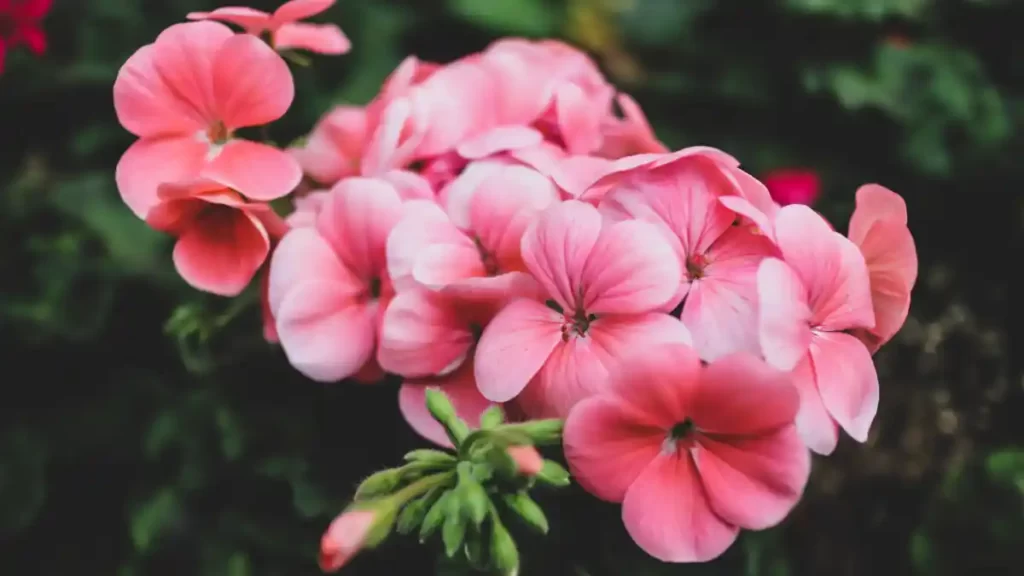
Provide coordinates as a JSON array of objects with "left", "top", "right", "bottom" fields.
[
  {"left": 507, "top": 445, "right": 544, "bottom": 477},
  {"left": 762, "top": 169, "right": 821, "bottom": 206},
  {"left": 319, "top": 509, "right": 377, "bottom": 573}
]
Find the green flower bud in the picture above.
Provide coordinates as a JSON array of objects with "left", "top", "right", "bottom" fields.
[
  {"left": 463, "top": 534, "right": 486, "bottom": 569},
  {"left": 535, "top": 460, "right": 571, "bottom": 487},
  {"left": 499, "top": 419, "right": 564, "bottom": 445},
  {"left": 501, "top": 492, "right": 549, "bottom": 534},
  {"left": 425, "top": 389, "right": 470, "bottom": 445},
  {"left": 489, "top": 519, "right": 520, "bottom": 576},
  {"left": 403, "top": 449, "right": 457, "bottom": 466},
  {"left": 479, "top": 406, "right": 505, "bottom": 429},
  {"left": 419, "top": 491, "right": 452, "bottom": 543},
  {"left": 354, "top": 468, "right": 404, "bottom": 501},
  {"left": 442, "top": 504, "right": 467, "bottom": 557},
  {"left": 395, "top": 487, "right": 442, "bottom": 535}
]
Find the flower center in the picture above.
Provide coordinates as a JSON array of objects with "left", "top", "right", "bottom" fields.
[
  {"left": 368, "top": 276, "right": 382, "bottom": 299},
  {"left": 686, "top": 254, "right": 709, "bottom": 280},
  {"left": 561, "top": 309, "right": 595, "bottom": 342},
  {"left": 206, "top": 120, "right": 231, "bottom": 146},
  {"left": 473, "top": 236, "right": 499, "bottom": 276},
  {"left": 662, "top": 418, "right": 697, "bottom": 454}
]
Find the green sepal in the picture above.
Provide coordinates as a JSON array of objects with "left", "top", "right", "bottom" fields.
[{"left": 501, "top": 492, "right": 549, "bottom": 534}]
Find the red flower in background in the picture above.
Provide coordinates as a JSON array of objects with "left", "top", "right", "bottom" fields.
[
  {"left": 762, "top": 168, "right": 821, "bottom": 206},
  {"left": 0, "top": 0, "right": 51, "bottom": 74}
]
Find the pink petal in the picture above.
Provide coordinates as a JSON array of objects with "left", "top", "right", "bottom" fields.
[
  {"left": 203, "top": 139, "right": 302, "bottom": 201},
  {"left": 115, "top": 136, "right": 208, "bottom": 218},
  {"left": 468, "top": 165, "right": 559, "bottom": 271},
  {"left": 268, "top": 227, "right": 362, "bottom": 318},
  {"left": 274, "top": 22, "right": 351, "bottom": 54},
  {"left": 519, "top": 314, "right": 694, "bottom": 419},
  {"left": 563, "top": 395, "right": 664, "bottom": 502},
  {"left": 186, "top": 7, "right": 271, "bottom": 32},
  {"left": 276, "top": 282, "right": 376, "bottom": 382},
  {"left": 386, "top": 200, "right": 469, "bottom": 289},
  {"left": 622, "top": 453, "right": 739, "bottom": 563},
  {"left": 441, "top": 272, "right": 546, "bottom": 305},
  {"left": 756, "top": 258, "right": 812, "bottom": 371},
  {"left": 553, "top": 82, "right": 606, "bottom": 155},
  {"left": 694, "top": 427, "right": 809, "bottom": 530},
  {"left": 581, "top": 219, "right": 682, "bottom": 315},
  {"left": 773, "top": 205, "right": 874, "bottom": 331},
  {"left": 114, "top": 44, "right": 206, "bottom": 138},
  {"left": 146, "top": 198, "right": 203, "bottom": 234},
  {"left": 273, "top": 0, "right": 335, "bottom": 23},
  {"left": 172, "top": 209, "right": 269, "bottom": 296},
  {"left": 520, "top": 200, "right": 603, "bottom": 312},
  {"left": 377, "top": 289, "right": 476, "bottom": 378},
  {"left": 151, "top": 22, "right": 234, "bottom": 123},
  {"left": 604, "top": 340, "right": 702, "bottom": 429},
  {"left": 293, "top": 106, "right": 366, "bottom": 185},
  {"left": 682, "top": 227, "right": 775, "bottom": 361},
  {"left": 808, "top": 331, "right": 879, "bottom": 443},
  {"left": 212, "top": 33, "right": 294, "bottom": 129},
  {"left": 316, "top": 177, "right": 404, "bottom": 279},
  {"left": 400, "top": 363, "right": 496, "bottom": 448},
  {"left": 361, "top": 97, "right": 424, "bottom": 176},
  {"left": 441, "top": 159, "right": 506, "bottom": 229},
  {"left": 412, "top": 243, "right": 486, "bottom": 290},
  {"left": 722, "top": 166, "right": 779, "bottom": 222},
  {"left": 792, "top": 355, "right": 840, "bottom": 455},
  {"left": 380, "top": 170, "right": 434, "bottom": 201},
  {"left": 692, "top": 353, "right": 800, "bottom": 435},
  {"left": 474, "top": 298, "right": 562, "bottom": 403},
  {"left": 848, "top": 183, "right": 908, "bottom": 240},
  {"left": 456, "top": 126, "right": 544, "bottom": 159},
  {"left": 718, "top": 194, "right": 775, "bottom": 243}
]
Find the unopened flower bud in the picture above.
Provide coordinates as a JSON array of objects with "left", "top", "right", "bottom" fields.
[
  {"left": 500, "top": 419, "right": 563, "bottom": 445},
  {"left": 354, "top": 468, "right": 404, "bottom": 501},
  {"left": 501, "top": 492, "right": 549, "bottom": 534},
  {"left": 489, "top": 519, "right": 520, "bottom": 576},
  {"left": 535, "top": 460, "right": 571, "bottom": 487},
  {"left": 318, "top": 509, "right": 377, "bottom": 572},
  {"left": 425, "top": 388, "right": 470, "bottom": 445},
  {"left": 506, "top": 445, "right": 544, "bottom": 477},
  {"left": 479, "top": 405, "right": 505, "bottom": 429}
]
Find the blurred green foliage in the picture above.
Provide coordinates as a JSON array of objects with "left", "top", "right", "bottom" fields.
[{"left": 0, "top": 0, "right": 1019, "bottom": 574}]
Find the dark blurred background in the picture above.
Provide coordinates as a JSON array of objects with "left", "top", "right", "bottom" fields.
[{"left": 0, "top": 0, "right": 1019, "bottom": 574}]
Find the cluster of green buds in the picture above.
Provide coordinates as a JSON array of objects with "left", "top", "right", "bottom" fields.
[{"left": 318, "top": 389, "right": 570, "bottom": 575}]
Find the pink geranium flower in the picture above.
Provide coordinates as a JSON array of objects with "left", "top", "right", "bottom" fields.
[
  {"left": 595, "top": 93, "right": 668, "bottom": 159},
  {"left": 147, "top": 177, "right": 286, "bottom": 296},
  {"left": 757, "top": 205, "right": 877, "bottom": 454},
  {"left": 319, "top": 508, "right": 376, "bottom": 572},
  {"left": 0, "top": 0, "right": 51, "bottom": 74},
  {"left": 600, "top": 151, "right": 778, "bottom": 361},
  {"left": 474, "top": 200, "right": 692, "bottom": 418},
  {"left": 388, "top": 158, "right": 558, "bottom": 304},
  {"left": 114, "top": 22, "right": 301, "bottom": 219},
  {"left": 291, "top": 105, "right": 368, "bottom": 185},
  {"left": 847, "top": 184, "right": 918, "bottom": 352},
  {"left": 563, "top": 343, "right": 810, "bottom": 562},
  {"left": 762, "top": 168, "right": 821, "bottom": 206},
  {"left": 188, "top": 0, "right": 350, "bottom": 55},
  {"left": 267, "top": 177, "right": 405, "bottom": 382}
]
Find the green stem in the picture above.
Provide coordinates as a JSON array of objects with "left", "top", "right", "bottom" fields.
[
  {"left": 387, "top": 471, "right": 456, "bottom": 506},
  {"left": 214, "top": 289, "right": 258, "bottom": 329}
]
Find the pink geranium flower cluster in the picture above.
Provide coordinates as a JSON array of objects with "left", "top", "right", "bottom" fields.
[{"left": 112, "top": 2, "right": 918, "bottom": 566}]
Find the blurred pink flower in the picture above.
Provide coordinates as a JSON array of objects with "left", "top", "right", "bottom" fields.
[
  {"left": 762, "top": 168, "right": 821, "bottom": 206},
  {"left": 0, "top": 0, "right": 51, "bottom": 74},
  {"left": 188, "top": 0, "right": 350, "bottom": 55}
]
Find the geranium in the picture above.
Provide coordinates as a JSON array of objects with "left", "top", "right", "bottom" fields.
[
  {"left": 110, "top": 6, "right": 918, "bottom": 571},
  {"left": 0, "top": 0, "right": 51, "bottom": 74}
]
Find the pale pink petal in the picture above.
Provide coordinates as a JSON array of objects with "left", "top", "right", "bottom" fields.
[
  {"left": 808, "top": 331, "right": 879, "bottom": 443},
  {"left": 274, "top": 22, "right": 351, "bottom": 54},
  {"left": 756, "top": 258, "right": 812, "bottom": 371},
  {"left": 212, "top": 34, "right": 294, "bottom": 129},
  {"left": 115, "top": 136, "right": 208, "bottom": 218},
  {"left": 441, "top": 159, "right": 506, "bottom": 229},
  {"left": 380, "top": 170, "right": 434, "bottom": 201},
  {"left": 718, "top": 195, "right": 775, "bottom": 243},
  {"left": 412, "top": 244, "right": 486, "bottom": 289},
  {"left": 172, "top": 209, "right": 269, "bottom": 296},
  {"left": 273, "top": 0, "right": 335, "bottom": 23},
  {"left": 294, "top": 107, "right": 366, "bottom": 184},
  {"left": 553, "top": 82, "right": 604, "bottom": 155},
  {"left": 848, "top": 184, "right": 908, "bottom": 242},
  {"left": 441, "top": 272, "right": 545, "bottom": 305},
  {"left": 400, "top": 363, "right": 496, "bottom": 448},
  {"left": 377, "top": 289, "right": 475, "bottom": 378},
  {"left": 519, "top": 314, "right": 694, "bottom": 419},
  {"left": 692, "top": 352, "right": 800, "bottom": 435},
  {"left": 563, "top": 396, "right": 664, "bottom": 502},
  {"left": 792, "top": 355, "right": 839, "bottom": 455},
  {"left": 694, "top": 427, "right": 809, "bottom": 530},
  {"left": 114, "top": 44, "right": 206, "bottom": 138},
  {"left": 386, "top": 200, "right": 469, "bottom": 289},
  {"left": 276, "top": 282, "right": 376, "bottom": 382},
  {"left": 682, "top": 227, "right": 775, "bottom": 361},
  {"left": 520, "top": 200, "right": 603, "bottom": 312},
  {"left": 581, "top": 219, "right": 682, "bottom": 315},
  {"left": 721, "top": 166, "right": 779, "bottom": 223},
  {"left": 773, "top": 205, "right": 874, "bottom": 331},
  {"left": 203, "top": 139, "right": 302, "bottom": 201},
  {"left": 456, "top": 126, "right": 544, "bottom": 159},
  {"left": 622, "top": 453, "right": 739, "bottom": 563},
  {"left": 361, "top": 97, "right": 424, "bottom": 176},
  {"left": 316, "top": 177, "right": 404, "bottom": 279},
  {"left": 468, "top": 165, "right": 558, "bottom": 270},
  {"left": 268, "top": 227, "right": 363, "bottom": 317},
  {"left": 186, "top": 8, "right": 271, "bottom": 32},
  {"left": 151, "top": 22, "right": 234, "bottom": 122},
  {"left": 554, "top": 155, "right": 617, "bottom": 201},
  {"left": 474, "top": 298, "right": 563, "bottom": 403}
]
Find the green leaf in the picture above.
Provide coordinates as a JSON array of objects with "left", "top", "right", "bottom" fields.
[
  {"left": 986, "top": 448, "right": 1024, "bottom": 491},
  {"left": 447, "top": 0, "right": 557, "bottom": 36},
  {"left": 786, "top": 0, "right": 931, "bottom": 19},
  {"left": 130, "top": 487, "right": 182, "bottom": 553},
  {"left": 0, "top": 428, "right": 48, "bottom": 535}
]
